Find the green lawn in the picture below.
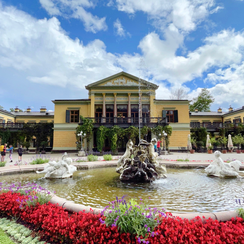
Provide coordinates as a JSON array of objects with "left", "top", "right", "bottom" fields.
[{"left": 0, "top": 228, "right": 15, "bottom": 244}]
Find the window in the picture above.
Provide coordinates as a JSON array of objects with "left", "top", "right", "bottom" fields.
[
  {"left": 233, "top": 118, "right": 241, "bottom": 125},
  {"left": 70, "top": 110, "right": 79, "bottom": 123},
  {"left": 95, "top": 105, "right": 103, "bottom": 123},
  {"left": 106, "top": 105, "right": 114, "bottom": 117},
  {"left": 95, "top": 105, "right": 103, "bottom": 117},
  {"left": 117, "top": 105, "right": 128, "bottom": 117},
  {"left": 66, "top": 110, "right": 79, "bottom": 123},
  {"left": 162, "top": 110, "right": 178, "bottom": 123}
]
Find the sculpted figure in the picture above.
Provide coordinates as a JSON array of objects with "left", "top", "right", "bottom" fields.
[
  {"left": 116, "top": 139, "right": 133, "bottom": 173},
  {"left": 205, "top": 151, "right": 242, "bottom": 178},
  {"left": 36, "top": 152, "right": 77, "bottom": 178},
  {"left": 117, "top": 139, "right": 167, "bottom": 182}
]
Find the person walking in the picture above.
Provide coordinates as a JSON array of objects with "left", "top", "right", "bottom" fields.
[
  {"left": 17, "top": 145, "right": 23, "bottom": 162},
  {"left": 7, "top": 144, "right": 13, "bottom": 163},
  {"left": 0, "top": 144, "right": 4, "bottom": 162},
  {"left": 1, "top": 143, "right": 7, "bottom": 162},
  {"left": 157, "top": 139, "right": 162, "bottom": 155}
]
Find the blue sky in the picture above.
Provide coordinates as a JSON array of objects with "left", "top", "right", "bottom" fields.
[{"left": 1, "top": 0, "right": 244, "bottom": 112}]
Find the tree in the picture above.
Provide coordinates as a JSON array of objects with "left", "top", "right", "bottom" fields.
[
  {"left": 189, "top": 88, "right": 214, "bottom": 112},
  {"left": 76, "top": 116, "right": 94, "bottom": 151},
  {"left": 9, "top": 108, "right": 23, "bottom": 112},
  {"left": 0, "top": 105, "right": 3, "bottom": 110},
  {"left": 170, "top": 87, "right": 188, "bottom": 100}
]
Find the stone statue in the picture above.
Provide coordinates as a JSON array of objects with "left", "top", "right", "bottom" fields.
[
  {"left": 116, "top": 139, "right": 133, "bottom": 173},
  {"left": 116, "top": 139, "right": 167, "bottom": 182},
  {"left": 36, "top": 152, "right": 77, "bottom": 179},
  {"left": 205, "top": 151, "right": 242, "bottom": 178}
]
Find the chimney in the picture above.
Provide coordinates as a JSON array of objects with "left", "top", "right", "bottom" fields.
[
  {"left": 228, "top": 106, "right": 233, "bottom": 112},
  {"left": 26, "top": 107, "right": 31, "bottom": 112},
  {"left": 217, "top": 107, "right": 222, "bottom": 113},
  {"left": 40, "top": 107, "right": 47, "bottom": 113},
  {"left": 15, "top": 107, "right": 19, "bottom": 112}
]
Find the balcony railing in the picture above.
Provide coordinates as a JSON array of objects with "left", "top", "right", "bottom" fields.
[
  {"left": 80, "top": 117, "right": 167, "bottom": 126},
  {"left": 190, "top": 122, "right": 242, "bottom": 129},
  {"left": 0, "top": 123, "right": 37, "bottom": 129}
]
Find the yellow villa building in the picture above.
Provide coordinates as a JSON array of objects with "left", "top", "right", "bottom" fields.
[{"left": 1, "top": 71, "right": 244, "bottom": 152}]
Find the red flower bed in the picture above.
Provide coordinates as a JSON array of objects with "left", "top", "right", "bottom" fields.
[{"left": 1, "top": 192, "right": 244, "bottom": 244}]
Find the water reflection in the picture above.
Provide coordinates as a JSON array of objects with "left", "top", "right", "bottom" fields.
[{"left": 1, "top": 167, "right": 244, "bottom": 213}]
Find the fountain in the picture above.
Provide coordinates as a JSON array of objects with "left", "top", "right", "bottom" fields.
[
  {"left": 205, "top": 150, "right": 244, "bottom": 178},
  {"left": 116, "top": 139, "right": 167, "bottom": 182},
  {"left": 77, "top": 131, "right": 86, "bottom": 157},
  {"left": 36, "top": 152, "right": 77, "bottom": 179}
]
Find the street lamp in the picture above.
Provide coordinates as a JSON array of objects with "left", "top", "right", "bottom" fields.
[
  {"left": 162, "top": 130, "right": 168, "bottom": 154},
  {"left": 77, "top": 131, "right": 86, "bottom": 157}
]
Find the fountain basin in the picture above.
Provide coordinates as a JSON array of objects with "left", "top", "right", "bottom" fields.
[{"left": 0, "top": 167, "right": 243, "bottom": 215}]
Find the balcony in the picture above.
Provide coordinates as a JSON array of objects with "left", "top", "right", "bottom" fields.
[
  {"left": 0, "top": 123, "right": 37, "bottom": 131},
  {"left": 80, "top": 117, "right": 168, "bottom": 127},
  {"left": 190, "top": 122, "right": 241, "bottom": 130}
]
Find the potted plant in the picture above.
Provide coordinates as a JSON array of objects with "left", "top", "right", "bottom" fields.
[
  {"left": 232, "top": 134, "right": 244, "bottom": 153},
  {"left": 207, "top": 145, "right": 213, "bottom": 154},
  {"left": 210, "top": 137, "right": 220, "bottom": 150},
  {"left": 40, "top": 141, "right": 48, "bottom": 154},
  {"left": 218, "top": 136, "right": 227, "bottom": 153}
]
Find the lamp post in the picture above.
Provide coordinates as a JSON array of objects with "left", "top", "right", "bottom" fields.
[
  {"left": 77, "top": 131, "right": 86, "bottom": 157},
  {"left": 162, "top": 130, "right": 168, "bottom": 155}
]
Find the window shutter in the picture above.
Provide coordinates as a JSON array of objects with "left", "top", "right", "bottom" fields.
[
  {"left": 66, "top": 110, "right": 70, "bottom": 123},
  {"left": 162, "top": 110, "right": 167, "bottom": 118},
  {"left": 173, "top": 110, "right": 178, "bottom": 123}
]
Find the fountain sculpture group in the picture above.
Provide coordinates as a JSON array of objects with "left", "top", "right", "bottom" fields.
[
  {"left": 36, "top": 153, "right": 77, "bottom": 179},
  {"left": 116, "top": 138, "right": 167, "bottom": 182},
  {"left": 205, "top": 151, "right": 243, "bottom": 178}
]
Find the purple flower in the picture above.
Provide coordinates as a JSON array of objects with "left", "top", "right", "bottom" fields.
[{"left": 99, "top": 218, "right": 105, "bottom": 224}]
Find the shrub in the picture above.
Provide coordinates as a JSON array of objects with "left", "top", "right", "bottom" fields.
[
  {"left": 76, "top": 159, "right": 87, "bottom": 162},
  {"left": 176, "top": 159, "right": 189, "bottom": 162},
  {"left": 0, "top": 162, "right": 6, "bottom": 167},
  {"left": 30, "top": 158, "right": 49, "bottom": 165},
  {"left": 238, "top": 208, "right": 244, "bottom": 219},
  {"left": 103, "top": 154, "right": 113, "bottom": 161},
  {"left": 0, "top": 183, "right": 52, "bottom": 209},
  {"left": 87, "top": 154, "right": 98, "bottom": 161},
  {"left": 100, "top": 196, "right": 165, "bottom": 243}
]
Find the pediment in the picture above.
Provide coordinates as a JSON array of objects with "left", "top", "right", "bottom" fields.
[
  {"left": 99, "top": 76, "right": 139, "bottom": 87},
  {"left": 85, "top": 71, "right": 158, "bottom": 90}
]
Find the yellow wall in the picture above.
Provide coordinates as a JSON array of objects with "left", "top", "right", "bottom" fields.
[
  {"left": 223, "top": 111, "right": 244, "bottom": 123},
  {"left": 169, "top": 130, "right": 189, "bottom": 148},
  {"left": 190, "top": 115, "right": 222, "bottom": 123},
  {"left": 15, "top": 116, "right": 54, "bottom": 123},
  {"left": 153, "top": 102, "right": 190, "bottom": 123},
  {"left": 54, "top": 104, "right": 89, "bottom": 123},
  {"left": 0, "top": 113, "right": 15, "bottom": 123},
  {"left": 53, "top": 131, "right": 77, "bottom": 149}
]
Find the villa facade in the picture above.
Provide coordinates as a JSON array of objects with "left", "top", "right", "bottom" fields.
[{"left": 1, "top": 71, "right": 244, "bottom": 152}]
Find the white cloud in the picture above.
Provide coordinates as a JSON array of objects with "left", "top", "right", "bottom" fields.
[
  {"left": 1, "top": 0, "right": 244, "bottom": 111},
  {"left": 0, "top": 3, "right": 119, "bottom": 91},
  {"left": 113, "top": 18, "right": 130, "bottom": 37},
  {"left": 114, "top": 0, "right": 217, "bottom": 32},
  {"left": 39, "top": 0, "right": 61, "bottom": 15},
  {"left": 39, "top": 0, "right": 107, "bottom": 33},
  {"left": 135, "top": 29, "right": 244, "bottom": 86},
  {"left": 205, "top": 62, "right": 244, "bottom": 107}
]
